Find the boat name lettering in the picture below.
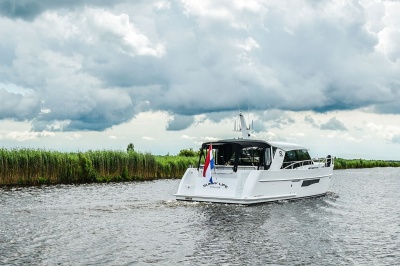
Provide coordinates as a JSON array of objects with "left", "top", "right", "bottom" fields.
[{"left": 203, "top": 182, "right": 228, "bottom": 188}]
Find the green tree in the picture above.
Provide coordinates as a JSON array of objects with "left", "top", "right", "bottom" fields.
[
  {"left": 127, "top": 143, "right": 134, "bottom": 152},
  {"left": 178, "top": 148, "right": 197, "bottom": 157}
]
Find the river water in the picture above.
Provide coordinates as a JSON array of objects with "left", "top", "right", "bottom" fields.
[{"left": 1, "top": 167, "right": 399, "bottom": 265}]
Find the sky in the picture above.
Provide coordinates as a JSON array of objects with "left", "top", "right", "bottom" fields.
[{"left": 0, "top": 0, "right": 400, "bottom": 160}]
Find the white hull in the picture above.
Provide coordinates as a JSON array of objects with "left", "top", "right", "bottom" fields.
[
  {"left": 175, "top": 113, "right": 334, "bottom": 205},
  {"left": 175, "top": 165, "right": 333, "bottom": 205}
]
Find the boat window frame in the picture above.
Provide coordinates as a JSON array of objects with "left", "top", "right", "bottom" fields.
[
  {"left": 197, "top": 140, "right": 272, "bottom": 172},
  {"left": 281, "top": 149, "right": 313, "bottom": 169}
]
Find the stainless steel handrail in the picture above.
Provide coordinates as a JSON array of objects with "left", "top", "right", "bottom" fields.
[{"left": 283, "top": 156, "right": 335, "bottom": 169}]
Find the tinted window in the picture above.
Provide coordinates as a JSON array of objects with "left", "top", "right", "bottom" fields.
[
  {"left": 296, "top": 149, "right": 311, "bottom": 161},
  {"left": 239, "top": 147, "right": 261, "bottom": 166},
  {"left": 282, "top": 149, "right": 312, "bottom": 168}
]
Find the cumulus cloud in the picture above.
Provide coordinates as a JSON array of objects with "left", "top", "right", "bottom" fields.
[
  {"left": 0, "top": 0, "right": 400, "bottom": 133},
  {"left": 166, "top": 114, "right": 195, "bottom": 131},
  {"left": 320, "top": 117, "right": 347, "bottom": 131},
  {"left": 365, "top": 122, "right": 400, "bottom": 143},
  {"left": 0, "top": 89, "right": 40, "bottom": 120},
  {"left": 304, "top": 115, "right": 319, "bottom": 128},
  {"left": 5, "top": 131, "right": 55, "bottom": 141},
  {"left": 0, "top": 0, "right": 124, "bottom": 21},
  {"left": 181, "top": 134, "right": 197, "bottom": 140},
  {"left": 257, "top": 110, "right": 295, "bottom": 130},
  {"left": 323, "top": 131, "right": 362, "bottom": 142}
]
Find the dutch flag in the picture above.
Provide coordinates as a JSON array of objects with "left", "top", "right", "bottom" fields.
[{"left": 203, "top": 144, "right": 215, "bottom": 184}]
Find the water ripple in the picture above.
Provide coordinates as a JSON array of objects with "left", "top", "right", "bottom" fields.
[{"left": 1, "top": 168, "right": 400, "bottom": 265}]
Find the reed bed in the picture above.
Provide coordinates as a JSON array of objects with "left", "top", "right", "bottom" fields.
[
  {"left": 0, "top": 148, "right": 197, "bottom": 186},
  {"left": 333, "top": 158, "right": 400, "bottom": 169}
]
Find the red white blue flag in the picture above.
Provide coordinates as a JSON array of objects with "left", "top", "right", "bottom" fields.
[{"left": 203, "top": 144, "right": 215, "bottom": 184}]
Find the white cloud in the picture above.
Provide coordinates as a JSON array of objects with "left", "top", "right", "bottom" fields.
[
  {"left": 203, "top": 136, "right": 219, "bottom": 142},
  {"left": 65, "top": 133, "right": 82, "bottom": 140},
  {"left": 181, "top": 135, "right": 197, "bottom": 140},
  {"left": 323, "top": 132, "right": 363, "bottom": 143},
  {"left": 6, "top": 131, "right": 55, "bottom": 141},
  {"left": 365, "top": 122, "right": 400, "bottom": 142},
  {"left": 155, "top": 1, "right": 171, "bottom": 10},
  {"left": 320, "top": 117, "right": 347, "bottom": 131},
  {"left": 86, "top": 9, "right": 165, "bottom": 57}
]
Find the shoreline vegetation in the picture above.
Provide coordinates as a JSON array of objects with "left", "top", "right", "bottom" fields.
[{"left": 0, "top": 148, "right": 399, "bottom": 186}]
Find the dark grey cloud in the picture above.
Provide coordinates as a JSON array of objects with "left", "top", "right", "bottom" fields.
[
  {"left": 0, "top": 89, "right": 40, "bottom": 120},
  {"left": 320, "top": 117, "right": 347, "bottom": 131},
  {"left": 256, "top": 110, "right": 295, "bottom": 130},
  {"left": 166, "top": 114, "right": 194, "bottom": 131},
  {"left": 0, "top": 0, "right": 400, "bottom": 132},
  {"left": 0, "top": 0, "right": 122, "bottom": 20},
  {"left": 32, "top": 88, "right": 134, "bottom": 131}
]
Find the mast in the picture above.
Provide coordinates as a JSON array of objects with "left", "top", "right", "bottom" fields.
[{"left": 237, "top": 112, "right": 252, "bottom": 139}]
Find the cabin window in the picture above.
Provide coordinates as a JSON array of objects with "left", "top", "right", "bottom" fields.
[
  {"left": 272, "top": 147, "right": 277, "bottom": 158},
  {"left": 265, "top": 148, "right": 272, "bottom": 169},
  {"left": 282, "top": 149, "right": 312, "bottom": 169},
  {"left": 215, "top": 145, "right": 235, "bottom": 165},
  {"left": 238, "top": 147, "right": 261, "bottom": 166},
  {"left": 296, "top": 149, "right": 312, "bottom": 162},
  {"left": 264, "top": 148, "right": 272, "bottom": 170}
]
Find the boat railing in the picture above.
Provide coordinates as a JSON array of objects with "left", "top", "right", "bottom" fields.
[
  {"left": 283, "top": 156, "right": 334, "bottom": 169},
  {"left": 200, "top": 165, "right": 257, "bottom": 172}
]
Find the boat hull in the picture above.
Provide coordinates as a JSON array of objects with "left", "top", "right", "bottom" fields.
[{"left": 175, "top": 166, "right": 333, "bottom": 205}]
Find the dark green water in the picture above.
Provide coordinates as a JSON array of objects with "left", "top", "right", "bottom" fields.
[{"left": 1, "top": 168, "right": 399, "bottom": 265}]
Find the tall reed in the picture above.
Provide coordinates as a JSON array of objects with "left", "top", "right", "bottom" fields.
[
  {"left": 0, "top": 148, "right": 197, "bottom": 186},
  {"left": 333, "top": 158, "right": 400, "bottom": 169}
]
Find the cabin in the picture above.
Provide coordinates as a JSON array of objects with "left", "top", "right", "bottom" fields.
[{"left": 198, "top": 139, "right": 314, "bottom": 172}]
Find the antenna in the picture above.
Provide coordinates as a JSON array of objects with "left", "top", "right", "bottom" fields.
[{"left": 233, "top": 112, "right": 252, "bottom": 139}]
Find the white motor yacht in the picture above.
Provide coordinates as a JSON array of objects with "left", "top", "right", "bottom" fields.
[{"left": 175, "top": 113, "right": 334, "bottom": 205}]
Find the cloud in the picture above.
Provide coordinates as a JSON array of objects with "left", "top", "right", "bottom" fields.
[
  {"left": 304, "top": 115, "right": 319, "bottom": 128},
  {"left": 0, "top": 0, "right": 123, "bottom": 21},
  {"left": 166, "top": 114, "right": 194, "bottom": 131},
  {"left": 366, "top": 122, "right": 400, "bottom": 143},
  {"left": 85, "top": 9, "right": 165, "bottom": 57},
  {"left": 65, "top": 133, "right": 82, "bottom": 140},
  {"left": 5, "top": 131, "right": 55, "bottom": 141},
  {"left": 0, "top": 89, "right": 40, "bottom": 120},
  {"left": 181, "top": 135, "right": 197, "bottom": 140},
  {"left": 0, "top": 0, "right": 400, "bottom": 133},
  {"left": 257, "top": 110, "right": 295, "bottom": 130},
  {"left": 323, "top": 131, "right": 362, "bottom": 142},
  {"left": 392, "top": 135, "right": 400, "bottom": 144},
  {"left": 320, "top": 117, "right": 347, "bottom": 131}
]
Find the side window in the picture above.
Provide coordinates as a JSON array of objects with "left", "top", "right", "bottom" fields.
[
  {"left": 296, "top": 149, "right": 311, "bottom": 165},
  {"left": 265, "top": 148, "right": 272, "bottom": 167},
  {"left": 239, "top": 147, "right": 261, "bottom": 166},
  {"left": 282, "top": 149, "right": 312, "bottom": 168},
  {"left": 282, "top": 150, "right": 296, "bottom": 168}
]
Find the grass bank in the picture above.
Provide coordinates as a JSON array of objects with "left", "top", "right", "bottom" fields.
[
  {"left": 0, "top": 148, "right": 197, "bottom": 186},
  {"left": 333, "top": 158, "right": 400, "bottom": 169}
]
